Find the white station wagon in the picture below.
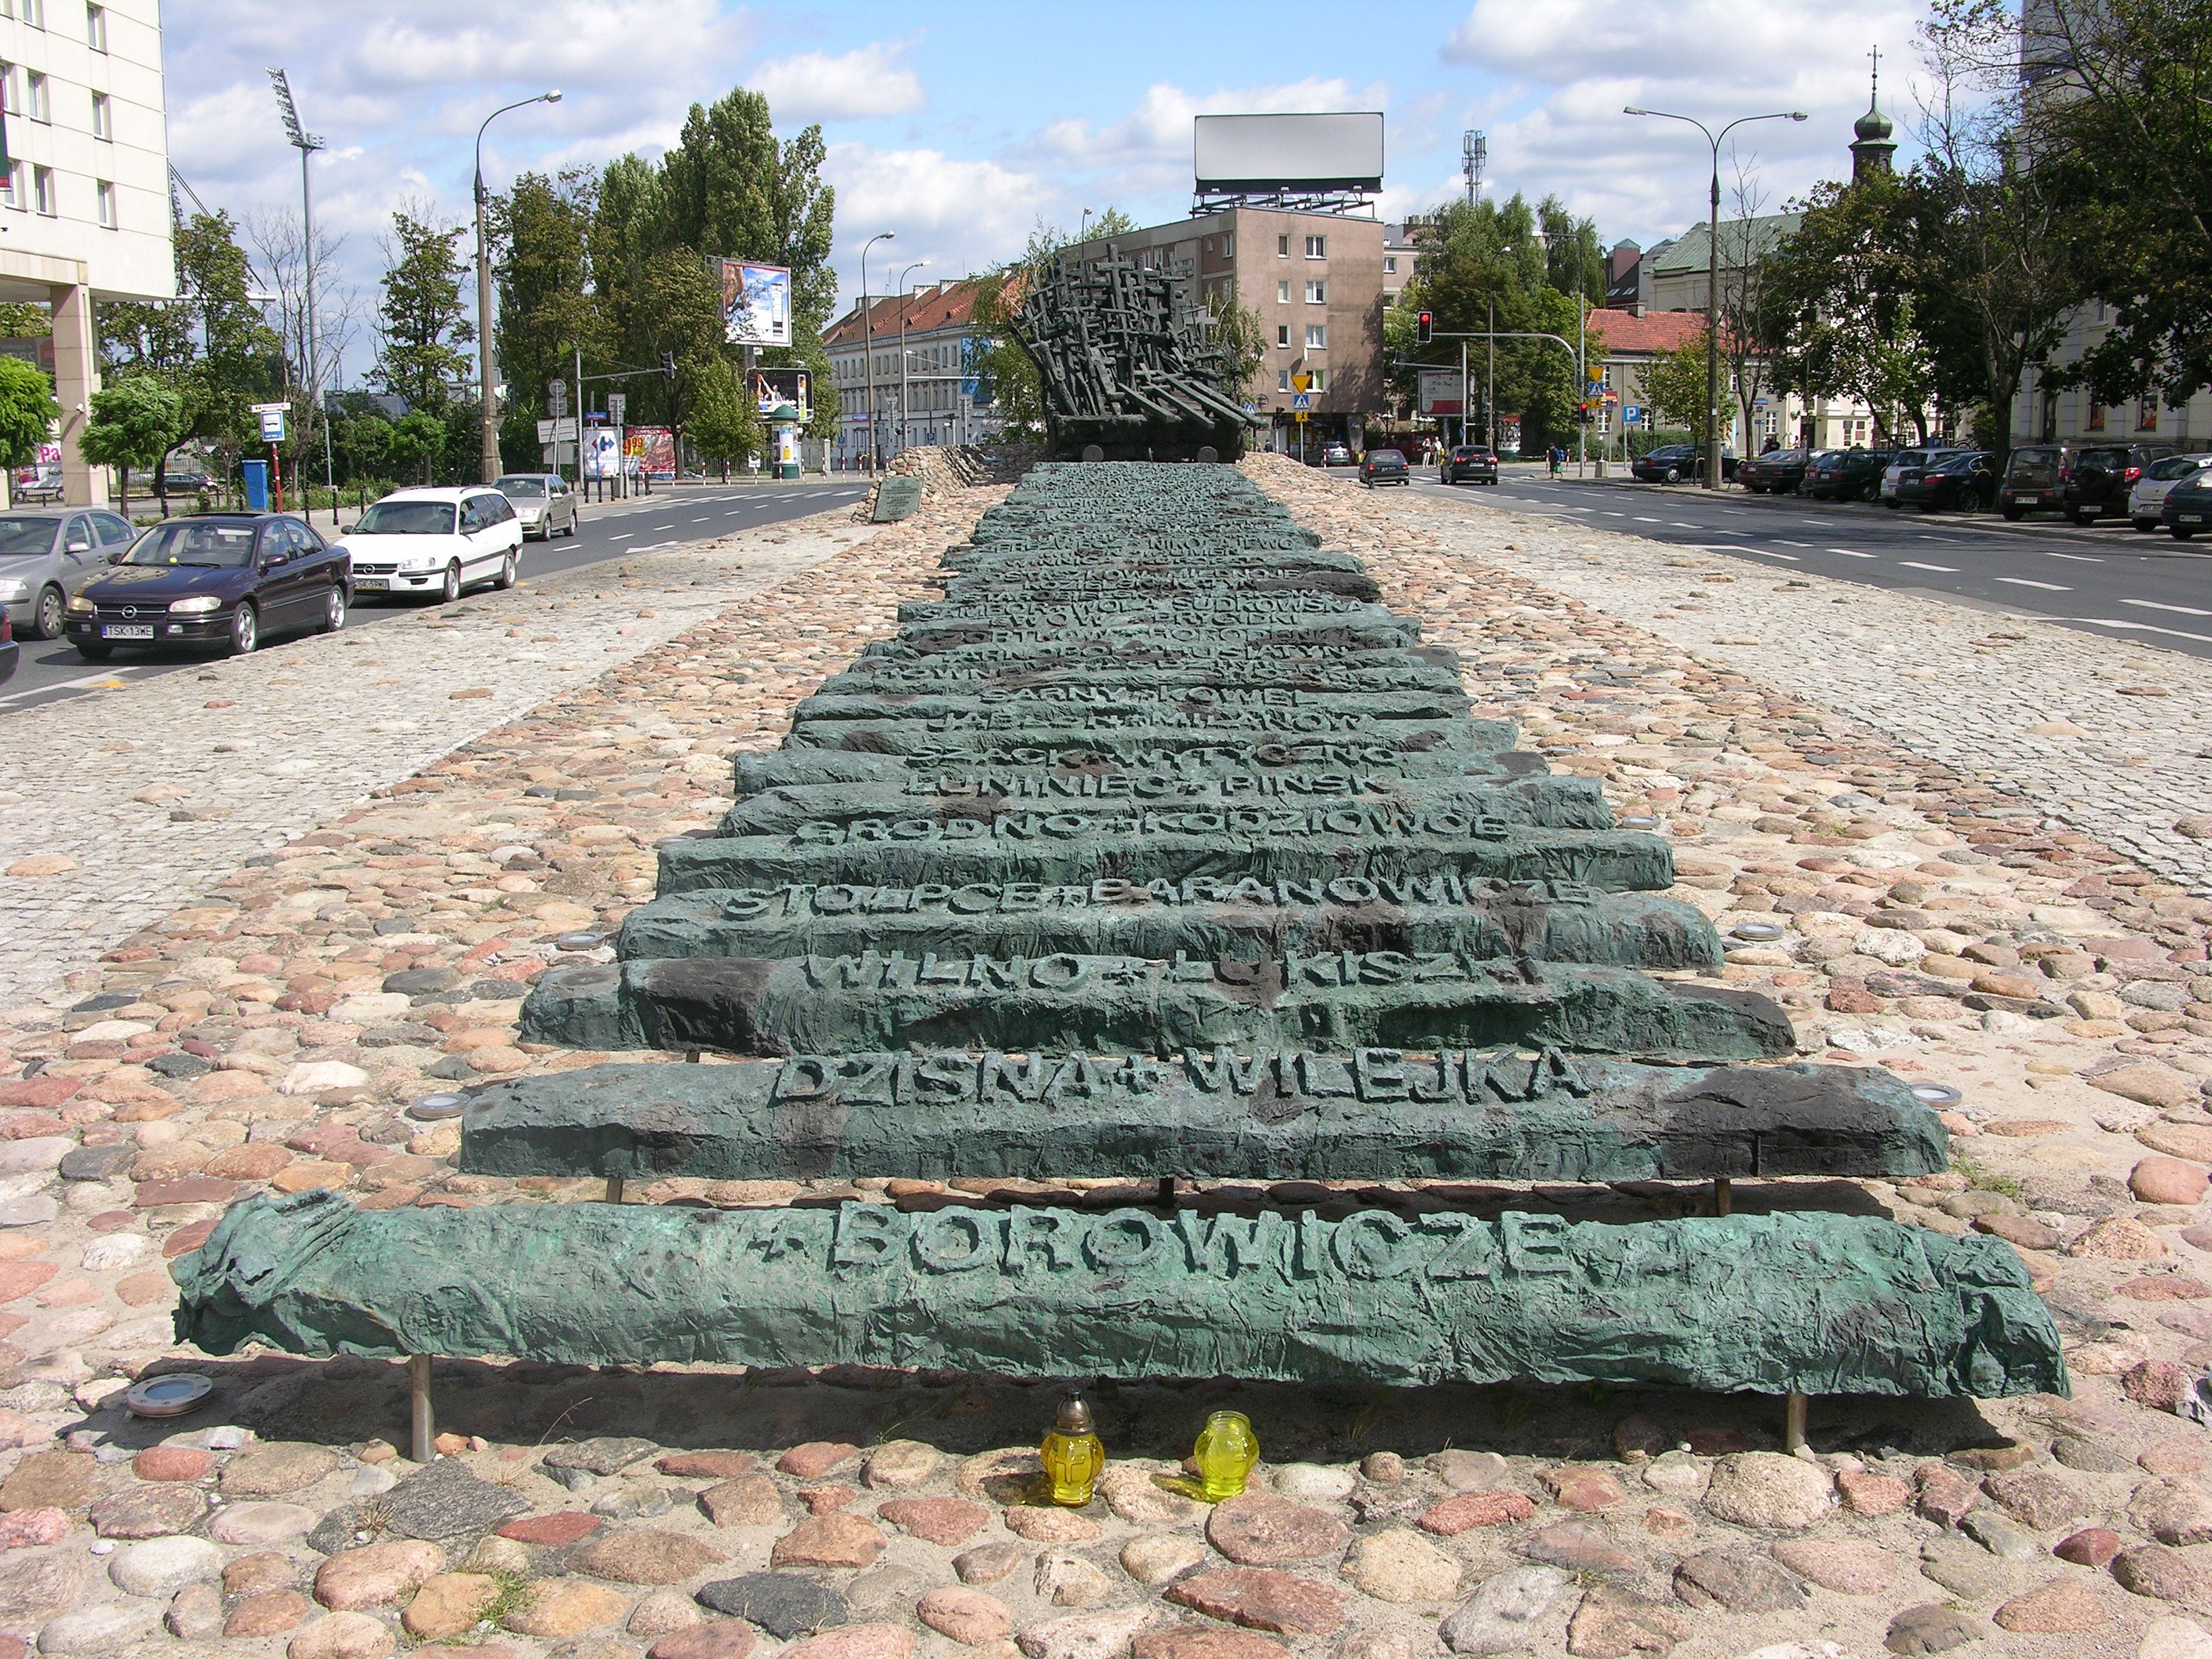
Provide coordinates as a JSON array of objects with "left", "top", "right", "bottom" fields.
[{"left": 337, "top": 487, "right": 525, "bottom": 602}]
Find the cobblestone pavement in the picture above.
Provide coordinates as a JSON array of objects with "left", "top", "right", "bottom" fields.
[
  {"left": 0, "top": 514, "right": 875, "bottom": 1008},
  {"left": 1, "top": 459, "right": 2211, "bottom": 1656},
  {"left": 1370, "top": 474, "right": 2212, "bottom": 895}
]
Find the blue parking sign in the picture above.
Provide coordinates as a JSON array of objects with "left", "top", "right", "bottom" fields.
[{"left": 1624, "top": 405, "right": 1643, "bottom": 426}]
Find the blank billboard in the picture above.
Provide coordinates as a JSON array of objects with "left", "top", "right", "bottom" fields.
[{"left": 1194, "top": 112, "right": 1385, "bottom": 190}]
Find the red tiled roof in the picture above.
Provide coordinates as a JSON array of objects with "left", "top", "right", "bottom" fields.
[
  {"left": 824, "top": 279, "right": 989, "bottom": 348},
  {"left": 1586, "top": 308, "right": 1708, "bottom": 355}
]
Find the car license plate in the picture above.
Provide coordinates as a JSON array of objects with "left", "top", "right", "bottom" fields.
[
  {"left": 354, "top": 577, "right": 388, "bottom": 590},
  {"left": 2184, "top": 514, "right": 2205, "bottom": 525},
  {"left": 102, "top": 624, "right": 152, "bottom": 640},
  {"left": 2016, "top": 493, "right": 2039, "bottom": 503}
]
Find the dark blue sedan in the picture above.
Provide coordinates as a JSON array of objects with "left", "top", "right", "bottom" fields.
[{"left": 64, "top": 513, "right": 348, "bottom": 661}]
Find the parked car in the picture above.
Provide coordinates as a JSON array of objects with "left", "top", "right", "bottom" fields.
[
  {"left": 495, "top": 473, "right": 579, "bottom": 540},
  {"left": 0, "top": 609, "right": 15, "bottom": 686},
  {"left": 1998, "top": 445, "right": 2074, "bottom": 519},
  {"left": 63, "top": 513, "right": 346, "bottom": 661},
  {"left": 2130, "top": 453, "right": 2212, "bottom": 531},
  {"left": 1441, "top": 445, "right": 1498, "bottom": 485},
  {"left": 2163, "top": 471, "right": 2212, "bottom": 540},
  {"left": 1896, "top": 451, "right": 1997, "bottom": 513},
  {"left": 1881, "top": 446, "right": 1969, "bottom": 508},
  {"left": 335, "top": 487, "right": 525, "bottom": 602},
  {"left": 1738, "top": 448, "right": 1811, "bottom": 494},
  {"left": 2067, "top": 442, "right": 2184, "bottom": 525},
  {"left": 1319, "top": 444, "right": 1354, "bottom": 468},
  {"left": 0, "top": 506, "right": 138, "bottom": 639},
  {"left": 1631, "top": 444, "right": 1740, "bottom": 483},
  {"left": 1801, "top": 447, "right": 1893, "bottom": 502},
  {"left": 1359, "top": 449, "right": 1410, "bottom": 488}
]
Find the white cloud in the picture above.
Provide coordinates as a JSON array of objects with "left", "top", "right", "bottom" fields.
[
  {"left": 752, "top": 40, "right": 925, "bottom": 123},
  {"left": 825, "top": 141, "right": 1051, "bottom": 300},
  {"left": 1031, "top": 77, "right": 1388, "bottom": 180}
]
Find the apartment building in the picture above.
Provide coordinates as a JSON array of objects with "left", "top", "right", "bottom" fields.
[
  {"left": 1067, "top": 207, "right": 1386, "bottom": 451},
  {"left": 0, "top": 0, "right": 171, "bottom": 504},
  {"left": 823, "top": 279, "right": 1004, "bottom": 469}
]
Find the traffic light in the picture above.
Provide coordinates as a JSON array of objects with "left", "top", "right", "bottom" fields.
[
  {"left": 1416, "top": 310, "right": 1433, "bottom": 345},
  {"left": 1577, "top": 401, "right": 1593, "bottom": 425},
  {"left": 661, "top": 351, "right": 676, "bottom": 379}
]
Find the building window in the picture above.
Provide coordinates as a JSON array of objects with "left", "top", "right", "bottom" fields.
[
  {"left": 17, "top": 0, "right": 39, "bottom": 26},
  {"left": 1307, "top": 368, "right": 1326, "bottom": 392},
  {"left": 32, "top": 165, "right": 54, "bottom": 216},
  {"left": 90, "top": 89, "right": 109, "bottom": 139},
  {"left": 85, "top": 2, "right": 104, "bottom": 49},
  {"left": 2138, "top": 401, "right": 2160, "bottom": 432},
  {"left": 1277, "top": 368, "right": 1291, "bottom": 392},
  {"left": 1305, "top": 324, "right": 1326, "bottom": 349},
  {"left": 1276, "top": 234, "right": 1289, "bottom": 257},
  {"left": 1384, "top": 256, "right": 1397, "bottom": 274},
  {"left": 1275, "top": 324, "right": 1289, "bottom": 348},
  {"left": 0, "top": 63, "right": 14, "bottom": 115},
  {"left": 1223, "top": 234, "right": 1233, "bottom": 258},
  {"left": 1275, "top": 279, "right": 1289, "bottom": 303},
  {"left": 95, "top": 178, "right": 114, "bottom": 228},
  {"left": 2086, "top": 399, "right": 2106, "bottom": 432},
  {"left": 1305, "top": 234, "right": 1326, "bottom": 258},
  {"left": 0, "top": 161, "right": 18, "bottom": 209},
  {"left": 26, "top": 71, "right": 47, "bottom": 124},
  {"left": 1305, "top": 280, "right": 1326, "bottom": 304}
]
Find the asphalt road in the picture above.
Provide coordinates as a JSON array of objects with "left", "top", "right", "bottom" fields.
[
  {"left": 0, "top": 478, "right": 871, "bottom": 716},
  {"left": 1382, "top": 463, "right": 2212, "bottom": 661}
]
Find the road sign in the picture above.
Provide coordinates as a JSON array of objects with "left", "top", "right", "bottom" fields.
[
  {"left": 1292, "top": 392, "right": 1311, "bottom": 411},
  {"left": 547, "top": 378, "right": 569, "bottom": 418},
  {"left": 1624, "top": 405, "right": 1643, "bottom": 426},
  {"left": 1290, "top": 372, "right": 1312, "bottom": 392},
  {"left": 606, "top": 392, "right": 626, "bottom": 426},
  {"left": 536, "top": 417, "right": 578, "bottom": 445},
  {"left": 258, "top": 409, "right": 287, "bottom": 443},
  {"left": 249, "top": 401, "right": 288, "bottom": 415},
  {"left": 1294, "top": 411, "right": 1308, "bottom": 424}
]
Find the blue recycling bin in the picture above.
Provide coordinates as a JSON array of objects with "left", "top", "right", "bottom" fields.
[{"left": 241, "top": 460, "right": 270, "bottom": 511}]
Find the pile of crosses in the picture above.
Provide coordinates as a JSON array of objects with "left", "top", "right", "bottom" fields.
[
  {"left": 1015, "top": 258, "right": 1258, "bottom": 462},
  {"left": 176, "top": 463, "right": 2064, "bottom": 1455}
]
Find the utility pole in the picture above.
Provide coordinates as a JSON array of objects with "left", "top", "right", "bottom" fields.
[
  {"left": 266, "top": 70, "right": 325, "bottom": 519},
  {"left": 471, "top": 90, "right": 562, "bottom": 484}
]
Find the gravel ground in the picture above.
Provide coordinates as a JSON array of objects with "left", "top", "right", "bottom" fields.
[{"left": 0, "top": 458, "right": 2205, "bottom": 1658}]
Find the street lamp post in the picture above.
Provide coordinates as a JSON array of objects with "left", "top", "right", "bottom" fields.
[
  {"left": 474, "top": 89, "right": 562, "bottom": 483},
  {"left": 266, "top": 70, "right": 327, "bottom": 519},
  {"left": 859, "top": 232, "right": 895, "bottom": 472},
  {"left": 894, "top": 259, "right": 928, "bottom": 457},
  {"left": 1625, "top": 104, "right": 1806, "bottom": 489}
]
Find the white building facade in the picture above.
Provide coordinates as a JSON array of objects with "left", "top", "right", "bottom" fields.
[
  {"left": 0, "top": 0, "right": 172, "bottom": 504},
  {"left": 825, "top": 281, "right": 1004, "bottom": 470}
]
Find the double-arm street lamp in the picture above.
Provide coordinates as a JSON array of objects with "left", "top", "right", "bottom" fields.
[
  {"left": 474, "top": 89, "right": 562, "bottom": 483},
  {"left": 894, "top": 259, "right": 928, "bottom": 455},
  {"left": 859, "top": 232, "right": 895, "bottom": 471},
  {"left": 1625, "top": 104, "right": 1806, "bottom": 489}
]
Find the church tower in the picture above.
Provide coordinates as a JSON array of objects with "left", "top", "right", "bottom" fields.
[{"left": 1851, "top": 48, "right": 1898, "bottom": 183}]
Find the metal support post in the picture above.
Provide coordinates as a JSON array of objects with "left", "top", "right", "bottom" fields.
[
  {"left": 1713, "top": 1176, "right": 1732, "bottom": 1217},
  {"left": 604, "top": 1176, "right": 625, "bottom": 1204},
  {"left": 1784, "top": 1392, "right": 1809, "bottom": 1454},
  {"left": 409, "top": 1354, "right": 434, "bottom": 1463}
]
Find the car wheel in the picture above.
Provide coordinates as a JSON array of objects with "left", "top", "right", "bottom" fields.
[
  {"left": 566, "top": 514, "right": 579, "bottom": 537},
  {"left": 31, "top": 584, "right": 64, "bottom": 641},
  {"left": 319, "top": 583, "right": 346, "bottom": 634},
  {"left": 1860, "top": 480, "right": 1880, "bottom": 502},
  {"left": 228, "top": 602, "right": 258, "bottom": 656},
  {"left": 2001, "top": 506, "right": 2024, "bottom": 521},
  {"left": 2073, "top": 511, "right": 2100, "bottom": 527},
  {"left": 1663, "top": 467, "right": 1681, "bottom": 484},
  {"left": 2174, "top": 527, "right": 2198, "bottom": 541},
  {"left": 496, "top": 550, "right": 518, "bottom": 590},
  {"left": 73, "top": 640, "right": 111, "bottom": 661},
  {"left": 2134, "top": 518, "right": 2158, "bottom": 533},
  {"left": 439, "top": 561, "right": 462, "bottom": 603}
]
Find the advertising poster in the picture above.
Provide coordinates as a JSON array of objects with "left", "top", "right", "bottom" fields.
[
  {"left": 1416, "top": 369, "right": 1464, "bottom": 418},
  {"left": 721, "top": 260, "right": 792, "bottom": 348},
  {"left": 625, "top": 426, "right": 677, "bottom": 481},
  {"left": 749, "top": 368, "right": 811, "bottom": 422},
  {"left": 583, "top": 428, "right": 621, "bottom": 480}
]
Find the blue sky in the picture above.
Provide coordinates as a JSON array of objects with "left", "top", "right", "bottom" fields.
[{"left": 169, "top": 0, "right": 1937, "bottom": 384}]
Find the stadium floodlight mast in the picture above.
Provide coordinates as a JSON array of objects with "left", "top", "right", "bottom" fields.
[
  {"left": 266, "top": 68, "right": 329, "bottom": 516},
  {"left": 1624, "top": 105, "right": 1807, "bottom": 489},
  {"left": 473, "top": 90, "right": 562, "bottom": 483}
]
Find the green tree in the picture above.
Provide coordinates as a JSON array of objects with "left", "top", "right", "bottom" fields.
[
  {"left": 332, "top": 407, "right": 392, "bottom": 487},
  {"left": 1640, "top": 337, "right": 1714, "bottom": 432},
  {"left": 685, "top": 353, "right": 763, "bottom": 466},
  {"left": 654, "top": 87, "right": 838, "bottom": 330},
  {"left": 385, "top": 408, "right": 445, "bottom": 485},
  {"left": 372, "top": 211, "right": 474, "bottom": 413},
  {"left": 492, "top": 169, "right": 605, "bottom": 465},
  {"left": 79, "top": 375, "right": 183, "bottom": 516},
  {"left": 0, "top": 358, "right": 58, "bottom": 474}
]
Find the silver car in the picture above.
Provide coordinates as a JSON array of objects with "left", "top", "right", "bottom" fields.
[
  {"left": 494, "top": 473, "right": 578, "bottom": 541},
  {"left": 0, "top": 506, "right": 139, "bottom": 638}
]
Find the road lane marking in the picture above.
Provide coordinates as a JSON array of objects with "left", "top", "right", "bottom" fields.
[
  {"left": 2084, "top": 619, "right": 2212, "bottom": 644},
  {"left": 1898, "top": 561, "right": 1959, "bottom": 572},
  {"left": 2045, "top": 550, "right": 2104, "bottom": 562},
  {"left": 1826, "top": 548, "right": 1877, "bottom": 558},
  {"left": 2122, "top": 598, "right": 2212, "bottom": 615},
  {"left": 1777, "top": 539, "right": 1813, "bottom": 548},
  {"left": 1996, "top": 578, "right": 2071, "bottom": 590}
]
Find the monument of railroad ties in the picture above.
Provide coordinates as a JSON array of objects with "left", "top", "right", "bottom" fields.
[{"left": 176, "top": 457, "right": 2064, "bottom": 1425}]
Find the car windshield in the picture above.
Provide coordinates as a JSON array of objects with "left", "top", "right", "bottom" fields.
[
  {"left": 2148, "top": 456, "right": 2209, "bottom": 481},
  {"left": 355, "top": 501, "right": 457, "bottom": 535},
  {"left": 496, "top": 477, "right": 546, "bottom": 497},
  {"left": 1370, "top": 452, "right": 1403, "bottom": 465},
  {"left": 1933, "top": 454, "right": 1983, "bottom": 474},
  {"left": 2008, "top": 449, "right": 2060, "bottom": 482},
  {"left": 0, "top": 517, "right": 55, "bottom": 558},
  {"left": 123, "top": 520, "right": 258, "bottom": 568}
]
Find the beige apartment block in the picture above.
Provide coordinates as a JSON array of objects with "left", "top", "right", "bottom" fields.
[{"left": 0, "top": 0, "right": 173, "bottom": 504}]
